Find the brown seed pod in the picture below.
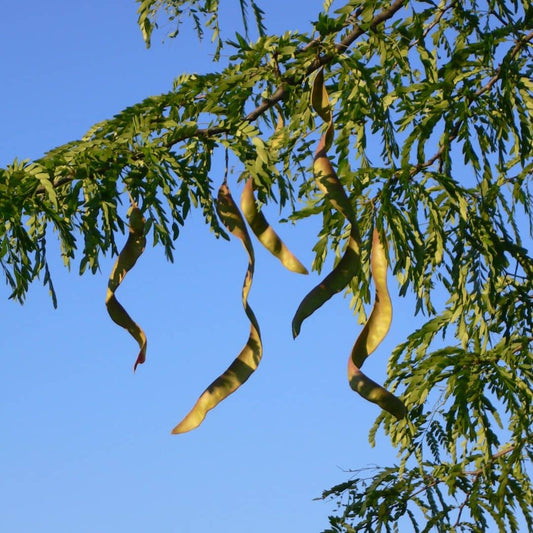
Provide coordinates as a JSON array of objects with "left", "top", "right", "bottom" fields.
[{"left": 105, "top": 205, "right": 147, "bottom": 371}]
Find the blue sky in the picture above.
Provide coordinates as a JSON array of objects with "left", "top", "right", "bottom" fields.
[{"left": 1, "top": 2, "right": 455, "bottom": 532}]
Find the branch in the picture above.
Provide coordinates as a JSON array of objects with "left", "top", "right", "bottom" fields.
[
  {"left": 410, "top": 445, "right": 516, "bottom": 501},
  {"left": 34, "top": 1, "right": 407, "bottom": 195},
  {"left": 408, "top": 29, "right": 533, "bottom": 178},
  {"left": 178, "top": 1, "right": 408, "bottom": 138},
  {"left": 331, "top": 0, "right": 407, "bottom": 57},
  {"left": 475, "top": 29, "right": 533, "bottom": 97}
]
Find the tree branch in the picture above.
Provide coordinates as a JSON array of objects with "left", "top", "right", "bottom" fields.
[
  {"left": 409, "top": 445, "right": 516, "bottom": 502},
  {"left": 33, "top": 1, "right": 407, "bottom": 195},
  {"left": 408, "top": 29, "right": 533, "bottom": 178}
]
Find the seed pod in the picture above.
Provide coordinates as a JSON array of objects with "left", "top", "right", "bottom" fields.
[
  {"left": 292, "top": 68, "right": 362, "bottom": 337},
  {"left": 172, "top": 182, "right": 262, "bottom": 434},
  {"left": 311, "top": 68, "right": 332, "bottom": 125},
  {"left": 311, "top": 68, "right": 334, "bottom": 153},
  {"left": 347, "top": 358, "right": 406, "bottom": 419},
  {"left": 105, "top": 205, "right": 147, "bottom": 371},
  {"left": 241, "top": 178, "right": 308, "bottom": 275},
  {"left": 308, "top": 68, "right": 405, "bottom": 418},
  {"left": 292, "top": 230, "right": 361, "bottom": 338},
  {"left": 347, "top": 227, "right": 405, "bottom": 419},
  {"left": 350, "top": 227, "right": 392, "bottom": 368},
  {"left": 313, "top": 137, "right": 358, "bottom": 224}
]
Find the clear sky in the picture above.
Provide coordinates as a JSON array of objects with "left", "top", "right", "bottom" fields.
[{"left": 1, "top": 2, "right": 436, "bottom": 532}]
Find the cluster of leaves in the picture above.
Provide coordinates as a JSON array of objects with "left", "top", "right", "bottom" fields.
[
  {"left": 137, "top": 0, "right": 266, "bottom": 57},
  {"left": 1, "top": 0, "right": 532, "bottom": 531},
  {"left": 322, "top": 444, "right": 532, "bottom": 532}
]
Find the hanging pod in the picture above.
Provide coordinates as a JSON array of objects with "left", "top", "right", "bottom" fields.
[
  {"left": 347, "top": 361, "right": 406, "bottom": 419},
  {"left": 291, "top": 230, "right": 361, "bottom": 338},
  {"left": 241, "top": 111, "right": 307, "bottom": 274},
  {"left": 241, "top": 177, "right": 308, "bottom": 275},
  {"left": 105, "top": 204, "right": 147, "bottom": 371},
  {"left": 292, "top": 68, "right": 362, "bottom": 338},
  {"left": 172, "top": 182, "right": 262, "bottom": 434},
  {"left": 350, "top": 228, "right": 392, "bottom": 368},
  {"left": 298, "top": 68, "right": 405, "bottom": 419},
  {"left": 347, "top": 227, "right": 406, "bottom": 419}
]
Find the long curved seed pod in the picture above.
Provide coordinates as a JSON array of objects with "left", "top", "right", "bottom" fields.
[
  {"left": 105, "top": 205, "right": 147, "bottom": 372},
  {"left": 347, "top": 227, "right": 405, "bottom": 419},
  {"left": 172, "top": 182, "right": 262, "bottom": 434},
  {"left": 310, "top": 69, "right": 404, "bottom": 418},
  {"left": 350, "top": 228, "right": 393, "bottom": 368},
  {"left": 292, "top": 231, "right": 361, "bottom": 338},
  {"left": 241, "top": 178, "right": 308, "bottom": 275},
  {"left": 347, "top": 359, "right": 406, "bottom": 419},
  {"left": 311, "top": 68, "right": 332, "bottom": 131},
  {"left": 292, "top": 68, "right": 362, "bottom": 338}
]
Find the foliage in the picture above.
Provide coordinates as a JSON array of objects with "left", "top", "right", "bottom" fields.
[{"left": 1, "top": 0, "right": 532, "bottom": 530}]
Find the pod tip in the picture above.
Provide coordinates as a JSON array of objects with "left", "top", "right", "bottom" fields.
[
  {"left": 171, "top": 419, "right": 198, "bottom": 435},
  {"left": 133, "top": 346, "right": 147, "bottom": 373},
  {"left": 295, "top": 265, "right": 309, "bottom": 275},
  {"left": 292, "top": 324, "right": 300, "bottom": 339}
]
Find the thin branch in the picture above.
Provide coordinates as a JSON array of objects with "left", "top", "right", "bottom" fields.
[
  {"left": 475, "top": 29, "right": 533, "bottom": 97},
  {"left": 409, "top": 445, "right": 516, "bottom": 502},
  {"left": 462, "top": 445, "right": 516, "bottom": 476},
  {"left": 407, "top": 30, "right": 533, "bottom": 179},
  {"left": 185, "top": 1, "right": 408, "bottom": 134}
]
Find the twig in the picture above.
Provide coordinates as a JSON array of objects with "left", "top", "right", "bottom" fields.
[{"left": 407, "top": 30, "right": 533, "bottom": 179}]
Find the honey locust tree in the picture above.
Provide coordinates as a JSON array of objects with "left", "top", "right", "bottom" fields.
[{"left": 1, "top": 1, "right": 532, "bottom": 531}]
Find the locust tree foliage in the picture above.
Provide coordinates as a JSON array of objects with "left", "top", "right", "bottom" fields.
[{"left": 1, "top": 0, "right": 532, "bottom": 531}]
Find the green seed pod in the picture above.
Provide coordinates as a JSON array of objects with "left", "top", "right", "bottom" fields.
[
  {"left": 241, "top": 178, "right": 308, "bottom": 275},
  {"left": 307, "top": 68, "right": 405, "bottom": 419},
  {"left": 311, "top": 68, "right": 334, "bottom": 151},
  {"left": 313, "top": 139, "right": 358, "bottom": 225},
  {"left": 105, "top": 205, "right": 147, "bottom": 371},
  {"left": 172, "top": 182, "right": 262, "bottom": 434},
  {"left": 350, "top": 228, "right": 393, "bottom": 368}
]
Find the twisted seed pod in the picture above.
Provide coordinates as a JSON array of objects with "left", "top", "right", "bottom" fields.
[
  {"left": 311, "top": 68, "right": 332, "bottom": 127},
  {"left": 292, "top": 68, "right": 362, "bottom": 338},
  {"left": 347, "top": 227, "right": 405, "bottom": 419},
  {"left": 299, "top": 70, "right": 404, "bottom": 417},
  {"left": 105, "top": 205, "right": 147, "bottom": 371},
  {"left": 172, "top": 182, "right": 262, "bottom": 434},
  {"left": 347, "top": 360, "right": 406, "bottom": 419},
  {"left": 292, "top": 231, "right": 361, "bottom": 338},
  {"left": 241, "top": 177, "right": 308, "bottom": 275},
  {"left": 350, "top": 228, "right": 392, "bottom": 368}
]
